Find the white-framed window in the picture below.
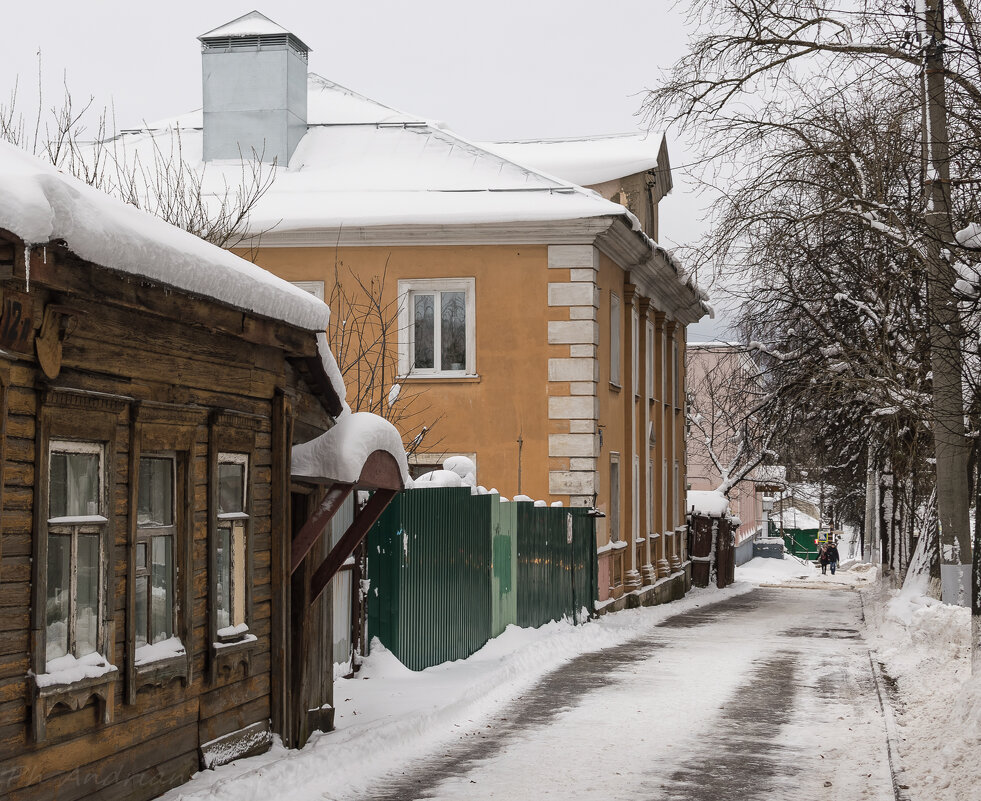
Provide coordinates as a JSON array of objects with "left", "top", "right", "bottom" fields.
[
  {"left": 674, "top": 460, "right": 681, "bottom": 529},
  {"left": 610, "top": 293, "right": 621, "bottom": 386},
  {"left": 646, "top": 322, "right": 655, "bottom": 400},
  {"left": 648, "top": 458, "right": 654, "bottom": 534},
  {"left": 216, "top": 452, "right": 249, "bottom": 638},
  {"left": 609, "top": 453, "right": 620, "bottom": 542},
  {"left": 291, "top": 280, "right": 325, "bottom": 301},
  {"left": 633, "top": 455, "right": 640, "bottom": 539},
  {"left": 674, "top": 341, "right": 681, "bottom": 408},
  {"left": 632, "top": 309, "right": 639, "bottom": 396},
  {"left": 398, "top": 278, "right": 475, "bottom": 376},
  {"left": 46, "top": 440, "right": 107, "bottom": 663},
  {"left": 135, "top": 455, "right": 176, "bottom": 649}
]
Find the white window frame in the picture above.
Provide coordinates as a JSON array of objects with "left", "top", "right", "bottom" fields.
[
  {"left": 610, "top": 293, "right": 621, "bottom": 387},
  {"left": 291, "top": 280, "right": 325, "bottom": 301},
  {"left": 646, "top": 322, "right": 655, "bottom": 400},
  {"left": 215, "top": 452, "right": 250, "bottom": 641},
  {"left": 632, "top": 309, "right": 639, "bottom": 396},
  {"left": 135, "top": 453, "right": 178, "bottom": 653},
  {"left": 397, "top": 278, "right": 476, "bottom": 377},
  {"left": 609, "top": 453, "right": 620, "bottom": 542},
  {"left": 46, "top": 440, "right": 108, "bottom": 665}
]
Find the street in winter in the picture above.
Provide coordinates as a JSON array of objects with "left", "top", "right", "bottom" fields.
[{"left": 1, "top": 2, "right": 980, "bottom": 801}]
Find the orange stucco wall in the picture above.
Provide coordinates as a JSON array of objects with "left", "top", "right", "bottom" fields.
[{"left": 248, "top": 243, "right": 559, "bottom": 499}]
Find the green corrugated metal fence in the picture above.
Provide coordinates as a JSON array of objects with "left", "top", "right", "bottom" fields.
[
  {"left": 366, "top": 490, "right": 597, "bottom": 671},
  {"left": 782, "top": 528, "right": 821, "bottom": 561},
  {"left": 515, "top": 503, "right": 597, "bottom": 628}
]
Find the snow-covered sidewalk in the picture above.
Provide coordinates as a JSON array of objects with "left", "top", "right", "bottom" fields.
[{"left": 160, "top": 584, "right": 752, "bottom": 801}]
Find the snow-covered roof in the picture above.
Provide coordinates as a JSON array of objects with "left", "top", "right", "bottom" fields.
[
  {"left": 775, "top": 507, "right": 821, "bottom": 531},
  {"left": 291, "top": 412, "right": 409, "bottom": 485},
  {"left": 116, "top": 75, "right": 633, "bottom": 235},
  {"left": 199, "top": 11, "right": 307, "bottom": 47},
  {"left": 480, "top": 133, "right": 665, "bottom": 188},
  {"left": 0, "top": 140, "right": 333, "bottom": 332}
]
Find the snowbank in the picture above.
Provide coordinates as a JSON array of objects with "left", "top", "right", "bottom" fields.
[
  {"left": 863, "top": 581, "right": 980, "bottom": 801},
  {"left": 291, "top": 412, "right": 409, "bottom": 485}
]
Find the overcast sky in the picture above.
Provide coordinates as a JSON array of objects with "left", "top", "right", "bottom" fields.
[{"left": 3, "top": 0, "right": 729, "bottom": 338}]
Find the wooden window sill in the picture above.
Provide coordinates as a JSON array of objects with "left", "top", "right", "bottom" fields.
[
  {"left": 134, "top": 653, "right": 189, "bottom": 693},
  {"left": 32, "top": 670, "right": 117, "bottom": 742},
  {"left": 211, "top": 634, "right": 259, "bottom": 682}
]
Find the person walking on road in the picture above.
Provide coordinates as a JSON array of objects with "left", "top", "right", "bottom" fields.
[
  {"left": 827, "top": 541, "right": 841, "bottom": 575},
  {"left": 818, "top": 543, "right": 830, "bottom": 574}
]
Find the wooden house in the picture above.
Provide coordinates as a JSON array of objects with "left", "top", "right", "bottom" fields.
[{"left": 0, "top": 141, "right": 404, "bottom": 800}]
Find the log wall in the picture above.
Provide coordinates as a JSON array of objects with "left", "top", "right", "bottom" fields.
[{"left": 0, "top": 245, "right": 332, "bottom": 801}]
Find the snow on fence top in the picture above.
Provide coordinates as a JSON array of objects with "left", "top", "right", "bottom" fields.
[
  {"left": 0, "top": 140, "right": 331, "bottom": 333},
  {"left": 291, "top": 412, "right": 409, "bottom": 485},
  {"left": 686, "top": 489, "right": 731, "bottom": 518}
]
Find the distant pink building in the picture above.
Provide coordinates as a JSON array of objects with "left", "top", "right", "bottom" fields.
[{"left": 685, "top": 344, "right": 767, "bottom": 558}]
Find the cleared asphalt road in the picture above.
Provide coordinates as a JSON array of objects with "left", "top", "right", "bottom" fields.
[{"left": 354, "top": 587, "right": 895, "bottom": 801}]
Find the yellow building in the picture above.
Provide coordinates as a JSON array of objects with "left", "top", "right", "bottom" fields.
[{"left": 126, "top": 12, "right": 708, "bottom": 605}]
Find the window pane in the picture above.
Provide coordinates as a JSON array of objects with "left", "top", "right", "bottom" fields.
[
  {"left": 440, "top": 291, "right": 466, "bottom": 371},
  {"left": 136, "top": 541, "right": 147, "bottom": 570},
  {"left": 218, "top": 462, "right": 245, "bottom": 514},
  {"left": 76, "top": 534, "right": 100, "bottom": 656},
  {"left": 45, "top": 535, "right": 71, "bottom": 661},
  {"left": 135, "top": 575, "right": 148, "bottom": 649},
  {"left": 610, "top": 461, "right": 620, "bottom": 542},
  {"left": 151, "top": 536, "right": 173, "bottom": 643},
  {"left": 139, "top": 457, "right": 173, "bottom": 527},
  {"left": 50, "top": 450, "right": 100, "bottom": 518},
  {"left": 413, "top": 293, "right": 434, "bottom": 370},
  {"left": 216, "top": 525, "right": 231, "bottom": 630},
  {"left": 232, "top": 521, "right": 247, "bottom": 627}
]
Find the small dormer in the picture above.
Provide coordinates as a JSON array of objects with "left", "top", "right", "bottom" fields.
[{"left": 199, "top": 11, "right": 310, "bottom": 165}]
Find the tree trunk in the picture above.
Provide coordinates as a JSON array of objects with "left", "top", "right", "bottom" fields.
[{"left": 923, "top": 0, "right": 972, "bottom": 606}]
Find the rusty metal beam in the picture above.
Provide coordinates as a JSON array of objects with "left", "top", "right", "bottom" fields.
[
  {"left": 308, "top": 488, "right": 397, "bottom": 606},
  {"left": 290, "top": 483, "right": 354, "bottom": 575}
]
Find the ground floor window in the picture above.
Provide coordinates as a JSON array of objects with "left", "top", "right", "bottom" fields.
[
  {"left": 216, "top": 453, "right": 249, "bottom": 636},
  {"left": 136, "top": 455, "right": 176, "bottom": 648},
  {"left": 46, "top": 441, "right": 106, "bottom": 662}
]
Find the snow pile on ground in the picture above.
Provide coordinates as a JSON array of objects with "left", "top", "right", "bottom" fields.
[
  {"left": 863, "top": 579, "right": 981, "bottom": 801},
  {"left": 291, "top": 412, "right": 409, "bottom": 485},
  {"left": 157, "top": 583, "right": 753, "bottom": 801},
  {"left": 735, "top": 554, "right": 879, "bottom": 591}
]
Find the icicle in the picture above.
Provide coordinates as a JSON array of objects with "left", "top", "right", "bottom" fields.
[
  {"left": 23, "top": 245, "right": 30, "bottom": 293},
  {"left": 43, "top": 246, "right": 47, "bottom": 264}
]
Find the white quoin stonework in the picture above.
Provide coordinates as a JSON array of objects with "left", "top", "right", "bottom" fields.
[{"left": 547, "top": 244, "right": 600, "bottom": 507}]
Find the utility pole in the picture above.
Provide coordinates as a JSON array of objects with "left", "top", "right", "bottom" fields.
[{"left": 920, "top": 0, "right": 973, "bottom": 610}]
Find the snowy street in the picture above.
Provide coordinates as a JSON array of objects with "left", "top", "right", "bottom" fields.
[
  {"left": 162, "top": 562, "right": 899, "bottom": 801},
  {"left": 351, "top": 587, "right": 893, "bottom": 801}
]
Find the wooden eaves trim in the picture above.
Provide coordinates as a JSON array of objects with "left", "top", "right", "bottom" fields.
[{"left": 291, "top": 450, "right": 403, "bottom": 606}]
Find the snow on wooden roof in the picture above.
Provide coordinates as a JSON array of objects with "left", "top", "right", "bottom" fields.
[
  {"left": 0, "top": 140, "right": 332, "bottom": 332},
  {"left": 291, "top": 412, "right": 409, "bottom": 485},
  {"left": 480, "top": 133, "right": 666, "bottom": 188},
  {"left": 199, "top": 10, "right": 308, "bottom": 48}
]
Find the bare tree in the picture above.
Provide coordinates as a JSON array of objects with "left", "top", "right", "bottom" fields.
[
  {"left": 645, "top": 0, "right": 981, "bottom": 610},
  {"left": 0, "top": 67, "right": 275, "bottom": 249},
  {"left": 327, "top": 259, "right": 442, "bottom": 459}
]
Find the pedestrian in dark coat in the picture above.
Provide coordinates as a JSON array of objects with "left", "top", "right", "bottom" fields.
[
  {"left": 827, "top": 542, "right": 841, "bottom": 575},
  {"left": 818, "top": 543, "right": 830, "bottom": 574}
]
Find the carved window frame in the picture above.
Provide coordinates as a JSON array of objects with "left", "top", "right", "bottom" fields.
[
  {"left": 207, "top": 410, "right": 259, "bottom": 683},
  {"left": 31, "top": 389, "right": 127, "bottom": 742},
  {"left": 125, "top": 402, "right": 202, "bottom": 703}
]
